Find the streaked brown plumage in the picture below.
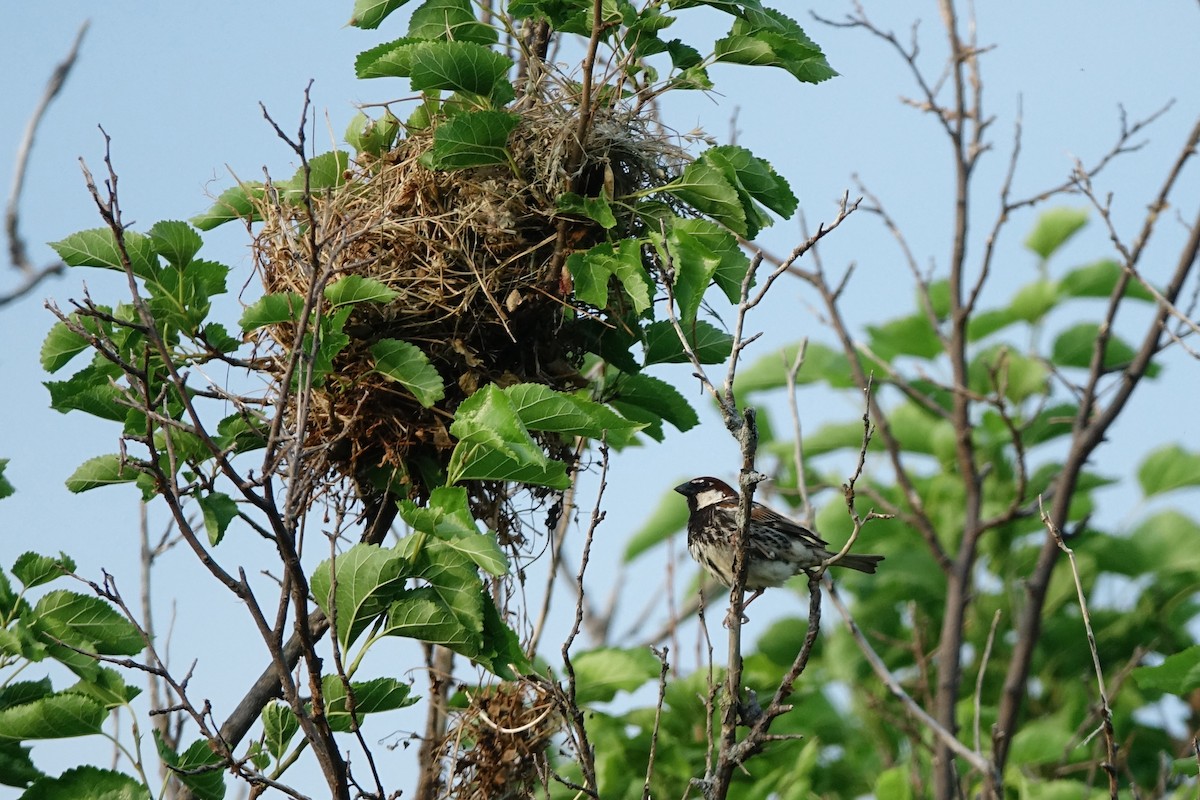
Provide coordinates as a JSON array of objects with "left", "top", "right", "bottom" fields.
[{"left": 674, "top": 476, "right": 883, "bottom": 599}]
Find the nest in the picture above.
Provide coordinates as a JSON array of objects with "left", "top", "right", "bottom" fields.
[
  {"left": 439, "top": 681, "right": 558, "bottom": 800},
  {"left": 250, "top": 97, "right": 684, "bottom": 514}
]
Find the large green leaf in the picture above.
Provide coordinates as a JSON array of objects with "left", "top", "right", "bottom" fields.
[
  {"left": 1050, "top": 322, "right": 1158, "bottom": 376},
  {"left": 426, "top": 110, "right": 520, "bottom": 169},
  {"left": 665, "top": 217, "right": 750, "bottom": 311},
  {"left": 504, "top": 383, "right": 641, "bottom": 438},
  {"left": 64, "top": 454, "right": 139, "bottom": 494},
  {"left": 622, "top": 487, "right": 689, "bottom": 562},
  {"left": 33, "top": 591, "right": 144, "bottom": 656},
  {"left": 0, "top": 693, "right": 106, "bottom": 741},
  {"left": 155, "top": 735, "right": 224, "bottom": 800},
  {"left": 408, "top": 0, "right": 498, "bottom": 44},
  {"left": 17, "top": 766, "right": 143, "bottom": 800},
  {"left": 567, "top": 240, "right": 653, "bottom": 315},
  {"left": 1138, "top": 444, "right": 1200, "bottom": 498},
  {"left": 370, "top": 339, "right": 446, "bottom": 407},
  {"left": 322, "top": 676, "right": 418, "bottom": 732},
  {"left": 238, "top": 292, "right": 305, "bottom": 331},
  {"left": 49, "top": 229, "right": 158, "bottom": 280},
  {"left": 666, "top": 159, "right": 746, "bottom": 236},
  {"left": 1059, "top": 259, "right": 1155, "bottom": 302},
  {"left": 350, "top": 0, "right": 412, "bottom": 29},
  {"left": 148, "top": 220, "right": 203, "bottom": 268},
  {"left": 608, "top": 374, "right": 699, "bottom": 441},
  {"left": 570, "top": 647, "right": 661, "bottom": 705},
  {"left": 1133, "top": 645, "right": 1200, "bottom": 694},
  {"left": 1025, "top": 207, "right": 1088, "bottom": 259},
  {"left": 311, "top": 544, "right": 411, "bottom": 650},
  {"left": 12, "top": 553, "right": 76, "bottom": 590},
  {"left": 642, "top": 320, "right": 733, "bottom": 366},
  {"left": 712, "top": 7, "right": 836, "bottom": 84},
  {"left": 191, "top": 182, "right": 265, "bottom": 231},
  {"left": 409, "top": 40, "right": 514, "bottom": 99},
  {"left": 447, "top": 385, "right": 569, "bottom": 487},
  {"left": 733, "top": 341, "right": 855, "bottom": 393},
  {"left": 398, "top": 487, "right": 509, "bottom": 576},
  {"left": 197, "top": 492, "right": 238, "bottom": 546}
]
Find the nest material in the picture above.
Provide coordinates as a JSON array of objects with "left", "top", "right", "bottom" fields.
[
  {"left": 251, "top": 99, "right": 684, "bottom": 506},
  {"left": 440, "top": 681, "right": 558, "bottom": 800}
]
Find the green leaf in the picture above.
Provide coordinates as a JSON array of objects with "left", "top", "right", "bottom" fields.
[
  {"left": 571, "top": 647, "right": 661, "bottom": 704},
  {"left": 664, "top": 217, "right": 750, "bottom": 315},
  {"left": 238, "top": 292, "right": 305, "bottom": 331},
  {"left": 409, "top": 40, "right": 514, "bottom": 98},
  {"left": 1059, "top": 259, "right": 1155, "bottom": 302},
  {"left": 447, "top": 385, "right": 569, "bottom": 488},
  {"left": 874, "top": 765, "right": 913, "bottom": 800},
  {"left": 49, "top": 229, "right": 158, "bottom": 280},
  {"left": 350, "top": 0, "right": 412, "bottom": 29},
  {"left": 311, "top": 544, "right": 411, "bottom": 650},
  {"left": 156, "top": 734, "right": 225, "bottom": 800},
  {"left": 197, "top": 493, "right": 238, "bottom": 546},
  {"left": 622, "top": 488, "right": 689, "bottom": 562},
  {"left": 666, "top": 159, "right": 746, "bottom": 236},
  {"left": 355, "top": 37, "right": 423, "bottom": 79},
  {"left": 608, "top": 373, "right": 699, "bottom": 441},
  {"left": 278, "top": 151, "right": 350, "bottom": 198},
  {"left": 713, "top": 8, "right": 836, "bottom": 84},
  {"left": 322, "top": 676, "right": 418, "bottom": 732},
  {"left": 1025, "top": 207, "right": 1088, "bottom": 259},
  {"left": 396, "top": 536, "right": 485, "bottom": 644},
  {"left": 148, "top": 220, "right": 202, "bottom": 268},
  {"left": 34, "top": 590, "right": 144, "bottom": 655},
  {"left": 503, "top": 383, "right": 641, "bottom": 438},
  {"left": 865, "top": 313, "right": 942, "bottom": 360},
  {"left": 370, "top": 338, "right": 446, "bottom": 408},
  {"left": 40, "top": 321, "right": 93, "bottom": 374},
  {"left": 1051, "top": 322, "right": 1157, "bottom": 376},
  {"left": 18, "top": 766, "right": 143, "bottom": 799},
  {"left": 398, "top": 487, "right": 509, "bottom": 576},
  {"left": 703, "top": 145, "right": 797, "bottom": 219},
  {"left": 383, "top": 586, "right": 477, "bottom": 650},
  {"left": 426, "top": 110, "right": 520, "bottom": 169},
  {"left": 344, "top": 110, "right": 402, "bottom": 156},
  {"left": 0, "top": 693, "right": 106, "bottom": 741},
  {"left": 967, "top": 307, "right": 1020, "bottom": 342},
  {"left": 557, "top": 192, "right": 617, "bottom": 229},
  {"left": 408, "top": 0, "right": 498, "bottom": 44},
  {"left": 45, "top": 367, "right": 127, "bottom": 422},
  {"left": 0, "top": 459, "right": 12, "bottom": 501},
  {"left": 642, "top": 320, "right": 733, "bottom": 366},
  {"left": 734, "top": 341, "right": 854, "bottom": 393},
  {"left": 968, "top": 345, "right": 1049, "bottom": 403},
  {"left": 262, "top": 701, "right": 298, "bottom": 761},
  {"left": 1010, "top": 278, "right": 1058, "bottom": 323},
  {"left": 190, "top": 183, "right": 265, "bottom": 231},
  {"left": 1138, "top": 444, "right": 1200, "bottom": 498},
  {"left": 324, "top": 275, "right": 400, "bottom": 307},
  {"left": 566, "top": 240, "right": 652, "bottom": 315},
  {"left": 64, "top": 454, "right": 139, "bottom": 494},
  {"left": 0, "top": 739, "right": 40, "bottom": 788},
  {"left": 1134, "top": 645, "right": 1200, "bottom": 694},
  {"left": 12, "top": 553, "right": 75, "bottom": 589},
  {"left": 201, "top": 322, "right": 240, "bottom": 354}
]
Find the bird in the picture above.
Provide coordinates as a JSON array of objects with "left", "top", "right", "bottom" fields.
[{"left": 674, "top": 476, "right": 883, "bottom": 605}]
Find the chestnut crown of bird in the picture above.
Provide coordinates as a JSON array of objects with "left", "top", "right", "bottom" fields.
[{"left": 674, "top": 476, "right": 884, "bottom": 593}]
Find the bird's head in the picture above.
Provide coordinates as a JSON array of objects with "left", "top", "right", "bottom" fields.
[{"left": 673, "top": 476, "right": 737, "bottom": 511}]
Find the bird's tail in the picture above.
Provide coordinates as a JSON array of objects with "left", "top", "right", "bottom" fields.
[{"left": 831, "top": 553, "right": 884, "bottom": 574}]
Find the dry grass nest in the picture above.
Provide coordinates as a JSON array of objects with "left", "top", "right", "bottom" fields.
[
  {"left": 251, "top": 100, "right": 686, "bottom": 511},
  {"left": 439, "top": 681, "right": 558, "bottom": 800}
]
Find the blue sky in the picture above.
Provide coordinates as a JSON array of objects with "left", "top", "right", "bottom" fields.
[{"left": 2, "top": 0, "right": 1198, "bottom": 791}]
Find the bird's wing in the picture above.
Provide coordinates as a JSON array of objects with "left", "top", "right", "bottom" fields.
[{"left": 751, "top": 503, "right": 829, "bottom": 548}]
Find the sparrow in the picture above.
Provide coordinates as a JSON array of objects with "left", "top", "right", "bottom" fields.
[{"left": 674, "top": 476, "right": 883, "bottom": 603}]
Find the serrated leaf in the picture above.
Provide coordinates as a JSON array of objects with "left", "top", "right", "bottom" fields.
[
  {"left": 703, "top": 145, "right": 797, "bottom": 219},
  {"left": 34, "top": 590, "right": 145, "bottom": 655},
  {"left": 191, "top": 182, "right": 265, "bottom": 231},
  {"left": 557, "top": 192, "right": 617, "bottom": 229},
  {"left": 322, "top": 676, "right": 418, "bottom": 732},
  {"left": 1059, "top": 259, "right": 1155, "bottom": 302},
  {"left": 383, "top": 586, "right": 477, "bottom": 649},
  {"left": 350, "top": 0, "right": 411, "bottom": 29},
  {"left": 426, "top": 110, "right": 520, "bottom": 169},
  {"left": 608, "top": 373, "right": 699, "bottom": 441},
  {"left": 355, "top": 37, "right": 423, "bottom": 78},
  {"left": 262, "top": 701, "right": 298, "bottom": 761},
  {"left": 0, "top": 459, "right": 12, "bottom": 501},
  {"left": 566, "top": 240, "right": 652, "bottom": 315},
  {"left": 18, "top": 766, "right": 143, "bottom": 799},
  {"left": 64, "top": 454, "right": 138, "bottom": 494},
  {"left": 1138, "top": 445, "right": 1200, "bottom": 498},
  {"left": 642, "top": 320, "right": 733, "bottom": 366},
  {"left": 49, "top": 228, "right": 158, "bottom": 279},
  {"left": 1050, "top": 322, "right": 1158, "bottom": 376},
  {"left": 666, "top": 159, "right": 746, "bottom": 236},
  {"left": 148, "top": 220, "right": 203, "bottom": 268},
  {"left": 713, "top": 8, "right": 836, "bottom": 84},
  {"left": 45, "top": 369, "right": 127, "bottom": 422},
  {"left": 399, "top": 487, "right": 509, "bottom": 576},
  {"left": 663, "top": 216, "right": 750, "bottom": 318},
  {"left": 409, "top": 40, "right": 514, "bottom": 98},
  {"left": 571, "top": 647, "right": 661, "bottom": 704},
  {"left": 39, "top": 321, "right": 91, "bottom": 374},
  {"left": 156, "top": 734, "right": 225, "bottom": 800},
  {"left": 238, "top": 292, "right": 305, "bottom": 331},
  {"left": 280, "top": 151, "right": 350, "bottom": 197},
  {"left": 311, "top": 544, "right": 411, "bottom": 650},
  {"left": 12, "top": 552, "right": 75, "bottom": 590},
  {"left": 409, "top": 0, "right": 498, "bottom": 44},
  {"left": 197, "top": 492, "right": 238, "bottom": 546},
  {"left": 370, "top": 338, "right": 445, "bottom": 407},
  {"left": 345, "top": 110, "right": 402, "bottom": 156},
  {"left": 1134, "top": 645, "right": 1200, "bottom": 694},
  {"left": 325, "top": 275, "right": 400, "bottom": 307},
  {"left": 504, "top": 383, "right": 641, "bottom": 437},
  {"left": 0, "top": 693, "right": 106, "bottom": 741},
  {"left": 1025, "top": 207, "right": 1088, "bottom": 259},
  {"left": 448, "top": 386, "right": 569, "bottom": 488}
]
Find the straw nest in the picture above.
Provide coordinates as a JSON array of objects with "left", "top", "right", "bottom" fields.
[
  {"left": 251, "top": 99, "right": 684, "bottom": 510},
  {"left": 439, "top": 681, "right": 557, "bottom": 800}
]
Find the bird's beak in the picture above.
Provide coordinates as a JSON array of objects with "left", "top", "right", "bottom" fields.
[{"left": 673, "top": 482, "right": 692, "bottom": 495}]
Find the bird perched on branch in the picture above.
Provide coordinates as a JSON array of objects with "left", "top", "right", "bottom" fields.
[{"left": 675, "top": 476, "right": 883, "bottom": 604}]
